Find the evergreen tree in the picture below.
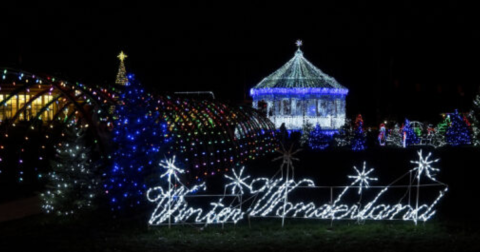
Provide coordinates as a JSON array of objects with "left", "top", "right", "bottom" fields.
[
  {"left": 446, "top": 109, "right": 471, "bottom": 146},
  {"left": 402, "top": 119, "right": 419, "bottom": 147},
  {"left": 104, "top": 75, "right": 170, "bottom": 212},
  {"left": 115, "top": 51, "right": 129, "bottom": 86},
  {"left": 351, "top": 119, "right": 366, "bottom": 151},
  {"left": 470, "top": 94, "right": 480, "bottom": 146},
  {"left": 436, "top": 115, "right": 451, "bottom": 135},
  {"left": 42, "top": 126, "right": 100, "bottom": 216},
  {"left": 432, "top": 116, "right": 450, "bottom": 147},
  {"left": 300, "top": 121, "right": 314, "bottom": 147},
  {"left": 333, "top": 118, "right": 352, "bottom": 148},
  {"left": 386, "top": 123, "right": 403, "bottom": 147},
  {"left": 308, "top": 124, "right": 331, "bottom": 150}
]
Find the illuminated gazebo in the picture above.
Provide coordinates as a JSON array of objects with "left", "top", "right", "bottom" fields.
[{"left": 250, "top": 41, "right": 348, "bottom": 130}]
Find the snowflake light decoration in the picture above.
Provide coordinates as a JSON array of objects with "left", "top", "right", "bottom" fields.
[
  {"left": 147, "top": 150, "right": 447, "bottom": 226},
  {"left": 410, "top": 150, "right": 440, "bottom": 181},
  {"left": 225, "top": 167, "right": 251, "bottom": 195},
  {"left": 348, "top": 162, "right": 378, "bottom": 194},
  {"left": 272, "top": 143, "right": 301, "bottom": 179},
  {"left": 159, "top": 156, "right": 184, "bottom": 183}
]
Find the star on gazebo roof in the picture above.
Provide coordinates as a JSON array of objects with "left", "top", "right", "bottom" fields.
[
  {"left": 251, "top": 40, "right": 347, "bottom": 90},
  {"left": 295, "top": 40, "right": 303, "bottom": 48}
]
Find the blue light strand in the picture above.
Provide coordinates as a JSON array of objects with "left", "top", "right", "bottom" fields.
[
  {"left": 352, "top": 120, "right": 366, "bottom": 151},
  {"left": 250, "top": 87, "right": 348, "bottom": 97},
  {"left": 403, "top": 119, "right": 420, "bottom": 147},
  {"left": 103, "top": 74, "right": 171, "bottom": 212}
]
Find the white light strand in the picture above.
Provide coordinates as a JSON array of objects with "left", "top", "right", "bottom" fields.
[
  {"left": 147, "top": 151, "right": 447, "bottom": 226},
  {"left": 224, "top": 167, "right": 251, "bottom": 195},
  {"left": 410, "top": 150, "right": 440, "bottom": 181},
  {"left": 347, "top": 162, "right": 378, "bottom": 194},
  {"left": 159, "top": 156, "right": 184, "bottom": 183}
]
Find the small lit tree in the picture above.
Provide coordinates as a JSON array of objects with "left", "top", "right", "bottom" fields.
[
  {"left": 386, "top": 123, "right": 403, "bottom": 147},
  {"left": 402, "top": 119, "right": 419, "bottom": 147},
  {"left": 42, "top": 126, "right": 100, "bottom": 216},
  {"left": 470, "top": 95, "right": 480, "bottom": 146},
  {"left": 351, "top": 114, "right": 366, "bottom": 151},
  {"left": 104, "top": 75, "right": 170, "bottom": 212},
  {"left": 309, "top": 124, "right": 331, "bottom": 150},
  {"left": 300, "top": 121, "right": 314, "bottom": 147},
  {"left": 446, "top": 109, "right": 471, "bottom": 146}
]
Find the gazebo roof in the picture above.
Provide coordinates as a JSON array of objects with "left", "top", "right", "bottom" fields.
[{"left": 251, "top": 45, "right": 348, "bottom": 96}]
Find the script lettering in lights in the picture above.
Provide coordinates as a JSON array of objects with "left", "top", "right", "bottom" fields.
[{"left": 147, "top": 150, "right": 447, "bottom": 227}]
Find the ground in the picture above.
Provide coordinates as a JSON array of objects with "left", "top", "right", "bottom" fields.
[{"left": 1, "top": 215, "right": 479, "bottom": 252}]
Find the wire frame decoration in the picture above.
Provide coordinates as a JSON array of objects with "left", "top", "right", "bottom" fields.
[{"left": 147, "top": 150, "right": 447, "bottom": 227}]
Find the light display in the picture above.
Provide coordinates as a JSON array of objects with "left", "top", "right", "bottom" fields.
[
  {"left": 378, "top": 123, "right": 386, "bottom": 146},
  {"left": 250, "top": 87, "right": 349, "bottom": 96},
  {"left": 351, "top": 115, "right": 366, "bottom": 151},
  {"left": 386, "top": 124, "right": 403, "bottom": 147},
  {"left": 333, "top": 119, "right": 352, "bottom": 148},
  {"left": 470, "top": 94, "right": 480, "bottom": 146},
  {"left": 250, "top": 41, "right": 348, "bottom": 130},
  {"left": 159, "top": 155, "right": 184, "bottom": 183},
  {"left": 402, "top": 119, "right": 419, "bottom": 147},
  {"left": 410, "top": 150, "right": 439, "bottom": 181},
  {"left": 225, "top": 166, "right": 251, "bottom": 195},
  {"left": 104, "top": 73, "right": 277, "bottom": 211},
  {"left": 155, "top": 95, "right": 277, "bottom": 182},
  {"left": 115, "top": 51, "right": 129, "bottom": 86},
  {"left": 41, "top": 125, "right": 100, "bottom": 216},
  {"left": 104, "top": 75, "right": 170, "bottom": 211},
  {"left": 148, "top": 150, "right": 447, "bottom": 226},
  {"left": 309, "top": 124, "right": 332, "bottom": 150},
  {"left": 445, "top": 109, "right": 471, "bottom": 146},
  {"left": 0, "top": 68, "right": 115, "bottom": 181},
  {"left": 1, "top": 57, "right": 278, "bottom": 218},
  {"left": 347, "top": 162, "right": 377, "bottom": 194},
  {"left": 300, "top": 121, "right": 314, "bottom": 146}
]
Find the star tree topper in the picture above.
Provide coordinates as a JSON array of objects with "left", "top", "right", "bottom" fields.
[{"left": 117, "top": 51, "right": 128, "bottom": 62}]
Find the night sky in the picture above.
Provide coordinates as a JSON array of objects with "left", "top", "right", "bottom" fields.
[{"left": 1, "top": 5, "right": 478, "bottom": 125}]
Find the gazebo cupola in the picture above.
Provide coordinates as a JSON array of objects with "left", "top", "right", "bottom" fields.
[{"left": 250, "top": 40, "right": 349, "bottom": 130}]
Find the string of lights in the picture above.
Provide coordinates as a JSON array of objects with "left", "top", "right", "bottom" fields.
[{"left": 147, "top": 150, "right": 447, "bottom": 226}]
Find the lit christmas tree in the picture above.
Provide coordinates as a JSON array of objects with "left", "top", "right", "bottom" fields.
[
  {"left": 308, "top": 124, "right": 331, "bottom": 150},
  {"left": 436, "top": 115, "right": 451, "bottom": 135},
  {"left": 445, "top": 109, "right": 471, "bottom": 146},
  {"left": 104, "top": 74, "right": 170, "bottom": 212},
  {"left": 402, "top": 119, "right": 419, "bottom": 147},
  {"left": 386, "top": 123, "right": 403, "bottom": 147},
  {"left": 115, "top": 51, "right": 129, "bottom": 86},
  {"left": 333, "top": 118, "right": 352, "bottom": 148},
  {"left": 351, "top": 114, "right": 366, "bottom": 151},
  {"left": 300, "top": 121, "right": 314, "bottom": 147},
  {"left": 41, "top": 125, "right": 100, "bottom": 216},
  {"left": 470, "top": 95, "right": 480, "bottom": 146}
]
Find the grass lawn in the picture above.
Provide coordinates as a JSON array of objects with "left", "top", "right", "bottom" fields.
[{"left": 1, "top": 214, "right": 479, "bottom": 252}]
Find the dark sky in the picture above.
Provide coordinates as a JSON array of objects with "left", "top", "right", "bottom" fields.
[{"left": 1, "top": 4, "right": 479, "bottom": 125}]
